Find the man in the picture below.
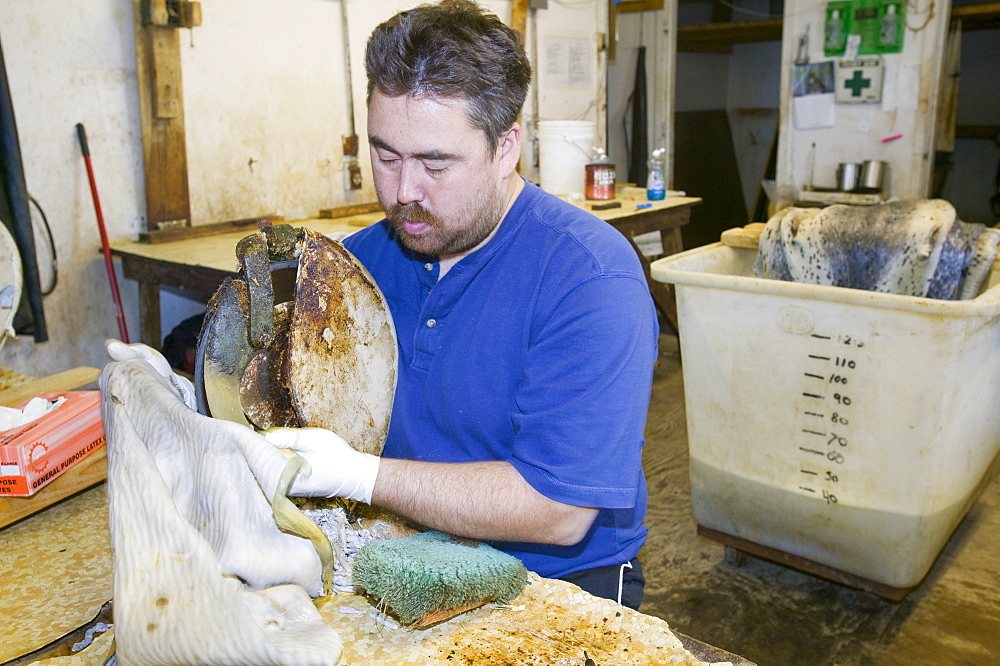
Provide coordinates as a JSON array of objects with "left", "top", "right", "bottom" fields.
[{"left": 315, "top": 0, "right": 657, "bottom": 609}]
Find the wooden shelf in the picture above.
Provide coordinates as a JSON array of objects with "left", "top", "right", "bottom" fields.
[
  {"left": 677, "top": 2, "right": 1000, "bottom": 53},
  {"left": 678, "top": 18, "right": 782, "bottom": 53}
]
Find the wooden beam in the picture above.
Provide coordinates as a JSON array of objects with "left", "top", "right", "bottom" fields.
[
  {"left": 617, "top": 0, "right": 665, "bottom": 14},
  {"left": 951, "top": 2, "right": 1000, "bottom": 30},
  {"left": 511, "top": 0, "right": 527, "bottom": 37},
  {"left": 132, "top": 0, "right": 191, "bottom": 231},
  {"left": 677, "top": 18, "right": 783, "bottom": 53},
  {"left": 137, "top": 214, "right": 285, "bottom": 244}
]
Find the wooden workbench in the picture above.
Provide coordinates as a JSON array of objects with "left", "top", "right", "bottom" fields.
[
  {"left": 110, "top": 197, "right": 700, "bottom": 347},
  {"left": 577, "top": 195, "right": 701, "bottom": 329}
]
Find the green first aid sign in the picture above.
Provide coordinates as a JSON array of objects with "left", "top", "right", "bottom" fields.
[{"left": 835, "top": 57, "right": 884, "bottom": 104}]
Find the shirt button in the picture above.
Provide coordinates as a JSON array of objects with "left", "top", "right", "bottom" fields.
[
  {"left": 426, "top": 319, "right": 437, "bottom": 328},
  {"left": 424, "top": 262, "right": 434, "bottom": 271}
]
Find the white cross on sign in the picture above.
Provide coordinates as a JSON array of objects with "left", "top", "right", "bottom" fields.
[{"left": 835, "top": 57, "right": 883, "bottom": 104}]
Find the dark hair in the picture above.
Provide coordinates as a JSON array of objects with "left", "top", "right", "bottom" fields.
[{"left": 365, "top": 0, "right": 532, "bottom": 153}]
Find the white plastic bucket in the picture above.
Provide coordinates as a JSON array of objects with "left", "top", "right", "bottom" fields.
[
  {"left": 537, "top": 120, "right": 594, "bottom": 195},
  {"left": 651, "top": 243, "right": 1000, "bottom": 590}
]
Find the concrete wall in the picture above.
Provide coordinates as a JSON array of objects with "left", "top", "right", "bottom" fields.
[{"left": 0, "top": 0, "right": 603, "bottom": 378}]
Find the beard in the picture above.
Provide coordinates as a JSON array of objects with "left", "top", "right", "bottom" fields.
[{"left": 384, "top": 185, "right": 506, "bottom": 258}]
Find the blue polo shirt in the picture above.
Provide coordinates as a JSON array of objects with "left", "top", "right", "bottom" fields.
[{"left": 343, "top": 179, "right": 657, "bottom": 578}]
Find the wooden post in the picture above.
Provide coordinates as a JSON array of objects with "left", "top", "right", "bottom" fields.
[{"left": 131, "top": 0, "right": 192, "bottom": 231}]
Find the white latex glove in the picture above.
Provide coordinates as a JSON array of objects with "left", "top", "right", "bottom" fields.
[
  {"left": 262, "top": 427, "right": 380, "bottom": 504},
  {"left": 106, "top": 339, "right": 197, "bottom": 411}
]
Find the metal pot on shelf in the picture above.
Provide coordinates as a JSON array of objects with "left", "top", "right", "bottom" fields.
[
  {"left": 837, "top": 162, "right": 861, "bottom": 192},
  {"left": 857, "top": 160, "right": 887, "bottom": 194}
]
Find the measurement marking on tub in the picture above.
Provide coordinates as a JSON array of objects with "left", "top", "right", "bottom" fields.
[{"left": 794, "top": 330, "right": 867, "bottom": 506}]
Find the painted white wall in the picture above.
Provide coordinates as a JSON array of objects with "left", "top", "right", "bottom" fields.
[
  {"left": 0, "top": 0, "right": 603, "bottom": 378},
  {"left": 775, "top": 0, "right": 951, "bottom": 203},
  {"left": 1, "top": 0, "right": 144, "bottom": 378}
]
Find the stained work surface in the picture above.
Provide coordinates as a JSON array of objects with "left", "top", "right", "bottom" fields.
[
  {"left": 0, "top": 489, "right": 112, "bottom": 663},
  {"left": 639, "top": 332, "right": 1000, "bottom": 665},
  {"left": 319, "top": 574, "right": 716, "bottom": 665}
]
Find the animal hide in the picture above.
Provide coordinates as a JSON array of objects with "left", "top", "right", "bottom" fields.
[
  {"left": 101, "top": 359, "right": 343, "bottom": 665},
  {"left": 755, "top": 199, "right": 1000, "bottom": 300}
]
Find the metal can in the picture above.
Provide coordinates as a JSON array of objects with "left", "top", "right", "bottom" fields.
[{"left": 585, "top": 163, "right": 616, "bottom": 200}]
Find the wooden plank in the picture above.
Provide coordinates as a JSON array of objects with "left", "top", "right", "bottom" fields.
[
  {"left": 138, "top": 280, "right": 162, "bottom": 347},
  {"left": 0, "top": 449, "right": 107, "bottom": 530},
  {"left": 317, "top": 202, "right": 383, "bottom": 219},
  {"left": 951, "top": 2, "right": 1000, "bottom": 30},
  {"left": 510, "top": 0, "right": 527, "bottom": 37},
  {"left": 955, "top": 124, "right": 1000, "bottom": 140},
  {"left": 698, "top": 524, "right": 913, "bottom": 601},
  {"left": 152, "top": 27, "right": 182, "bottom": 118},
  {"left": 617, "top": 0, "right": 665, "bottom": 14},
  {"left": 138, "top": 214, "right": 285, "bottom": 244},
  {"left": 677, "top": 19, "right": 783, "bottom": 53},
  {"left": 0, "top": 367, "right": 101, "bottom": 407},
  {"left": 132, "top": 0, "right": 191, "bottom": 230}
]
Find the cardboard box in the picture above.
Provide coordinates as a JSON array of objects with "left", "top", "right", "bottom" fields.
[{"left": 0, "top": 391, "right": 105, "bottom": 497}]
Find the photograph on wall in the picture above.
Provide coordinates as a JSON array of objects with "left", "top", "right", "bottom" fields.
[
  {"left": 792, "top": 61, "right": 836, "bottom": 130},
  {"left": 824, "top": 0, "right": 905, "bottom": 57}
]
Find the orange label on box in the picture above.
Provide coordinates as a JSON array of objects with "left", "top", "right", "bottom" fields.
[{"left": 0, "top": 391, "right": 104, "bottom": 497}]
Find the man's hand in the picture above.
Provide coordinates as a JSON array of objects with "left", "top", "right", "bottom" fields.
[
  {"left": 106, "top": 340, "right": 197, "bottom": 411},
  {"left": 262, "top": 427, "right": 380, "bottom": 503}
]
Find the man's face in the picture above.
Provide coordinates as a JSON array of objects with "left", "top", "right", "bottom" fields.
[{"left": 367, "top": 91, "right": 516, "bottom": 258}]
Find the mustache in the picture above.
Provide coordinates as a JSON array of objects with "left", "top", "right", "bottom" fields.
[{"left": 386, "top": 202, "right": 440, "bottom": 226}]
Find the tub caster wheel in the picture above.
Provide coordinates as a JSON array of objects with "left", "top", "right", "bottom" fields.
[{"left": 724, "top": 546, "right": 747, "bottom": 567}]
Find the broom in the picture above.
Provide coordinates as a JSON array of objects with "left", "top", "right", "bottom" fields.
[{"left": 351, "top": 531, "right": 529, "bottom": 626}]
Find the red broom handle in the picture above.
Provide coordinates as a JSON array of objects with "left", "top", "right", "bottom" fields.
[{"left": 76, "top": 123, "right": 129, "bottom": 343}]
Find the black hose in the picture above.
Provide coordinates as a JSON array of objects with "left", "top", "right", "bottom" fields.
[{"left": 0, "top": 37, "right": 47, "bottom": 341}]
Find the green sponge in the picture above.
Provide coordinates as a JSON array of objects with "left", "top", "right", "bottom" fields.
[{"left": 351, "top": 531, "right": 529, "bottom": 626}]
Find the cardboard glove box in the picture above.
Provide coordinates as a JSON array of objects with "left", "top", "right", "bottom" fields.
[{"left": 0, "top": 391, "right": 105, "bottom": 497}]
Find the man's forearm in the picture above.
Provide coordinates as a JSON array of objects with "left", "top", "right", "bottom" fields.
[{"left": 371, "top": 458, "right": 598, "bottom": 546}]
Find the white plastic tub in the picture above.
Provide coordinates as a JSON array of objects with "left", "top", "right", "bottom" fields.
[{"left": 651, "top": 243, "right": 1000, "bottom": 589}]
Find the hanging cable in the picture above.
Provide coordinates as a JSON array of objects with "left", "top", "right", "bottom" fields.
[{"left": 27, "top": 195, "right": 57, "bottom": 296}]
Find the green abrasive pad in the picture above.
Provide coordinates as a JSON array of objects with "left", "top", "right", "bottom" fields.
[{"left": 352, "top": 531, "right": 529, "bottom": 625}]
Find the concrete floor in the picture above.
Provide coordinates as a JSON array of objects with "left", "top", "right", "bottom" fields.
[{"left": 637, "top": 332, "right": 1000, "bottom": 665}]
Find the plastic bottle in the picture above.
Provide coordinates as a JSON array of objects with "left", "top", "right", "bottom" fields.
[
  {"left": 825, "top": 10, "right": 843, "bottom": 51},
  {"left": 647, "top": 148, "right": 666, "bottom": 201},
  {"left": 880, "top": 4, "right": 899, "bottom": 46}
]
